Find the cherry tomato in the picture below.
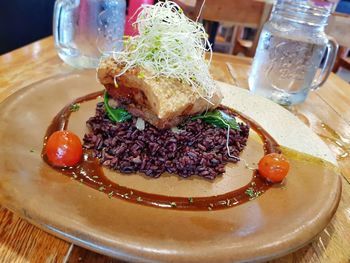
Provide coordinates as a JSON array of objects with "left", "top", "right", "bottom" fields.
[
  {"left": 45, "top": 130, "right": 83, "bottom": 167},
  {"left": 258, "top": 153, "right": 290, "bottom": 183}
]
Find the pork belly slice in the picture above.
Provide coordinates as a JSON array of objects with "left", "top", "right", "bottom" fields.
[{"left": 97, "top": 57, "right": 222, "bottom": 129}]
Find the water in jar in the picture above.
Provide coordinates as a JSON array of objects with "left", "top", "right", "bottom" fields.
[
  {"left": 249, "top": 29, "right": 326, "bottom": 105},
  {"left": 54, "top": 0, "right": 126, "bottom": 68}
]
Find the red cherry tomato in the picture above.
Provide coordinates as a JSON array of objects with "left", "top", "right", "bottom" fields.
[
  {"left": 45, "top": 130, "right": 83, "bottom": 167},
  {"left": 258, "top": 153, "right": 290, "bottom": 183}
]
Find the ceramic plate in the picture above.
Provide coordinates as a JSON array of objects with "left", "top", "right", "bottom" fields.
[{"left": 0, "top": 71, "right": 341, "bottom": 262}]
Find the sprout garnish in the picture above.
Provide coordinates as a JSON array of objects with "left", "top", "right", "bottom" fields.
[{"left": 110, "top": 1, "right": 215, "bottom": 102}]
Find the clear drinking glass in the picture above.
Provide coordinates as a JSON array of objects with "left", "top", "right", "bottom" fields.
[
  {"left": 53, "top": 0, "right": 126, "bottom": 69},
  {"left": 249, "top": 0, "right": 338, "bottom": 106}
]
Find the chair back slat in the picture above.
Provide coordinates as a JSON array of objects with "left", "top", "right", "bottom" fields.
[{"left": 194, "top": 0, "right": 266, "bottom": 28}]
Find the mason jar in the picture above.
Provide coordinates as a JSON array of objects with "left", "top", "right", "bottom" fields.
[
  {"left": 249, "top": 0, "right": 338, "bottom": 105},
  {"left": 53, "top": 0, "right": 126, "bottom": 69}
]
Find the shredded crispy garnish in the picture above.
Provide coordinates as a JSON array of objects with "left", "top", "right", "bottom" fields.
[{"left": 109, "top": 1, "right": 215, "bottom": 102}]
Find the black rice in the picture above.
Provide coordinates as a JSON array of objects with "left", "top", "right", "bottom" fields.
[{"left": 83, "top": 102, "right": 249, "bottom": 180}]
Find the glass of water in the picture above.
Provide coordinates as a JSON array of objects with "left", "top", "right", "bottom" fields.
[
  {"left": 249, "top": 0, "right": 338, "bottom": 106},
  {"left": 53, "top": 0, "right": 126, "bottom": 69}
]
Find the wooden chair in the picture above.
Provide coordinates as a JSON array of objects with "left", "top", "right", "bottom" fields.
[
  {"left": 332, "top": 47, "right": 350, "bottom": 73},
  {"left": 176, "top": 0, "right": 272, "bottom": 57},
  {"left": 327, "top": 12, "right": 350, "bottom": 73}
]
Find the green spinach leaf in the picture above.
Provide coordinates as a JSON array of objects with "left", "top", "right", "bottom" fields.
[
  {"left": 104, "top": 92, "right": 132, "bottom": 122},
  {"left": 191, "top": 110, "right": 240, "bottom": 130}
]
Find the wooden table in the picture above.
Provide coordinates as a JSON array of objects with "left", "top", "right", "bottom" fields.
[{"left": 1, "top": 37, "right": 350, "bottom": 262}]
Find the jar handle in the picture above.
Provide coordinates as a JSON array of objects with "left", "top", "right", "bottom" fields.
[{"left": 310, "top": 36, "right": 338, "bottom": 90}]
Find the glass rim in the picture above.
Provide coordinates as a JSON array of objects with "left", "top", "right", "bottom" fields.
[{"left": 273, "top": 0, "right": 332, "bottom": 26}]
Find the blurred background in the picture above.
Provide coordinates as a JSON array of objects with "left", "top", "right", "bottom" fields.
[
  {"left": 1, "top": 0, "right": 349, "bottom": 81},
  {"left": 0, "top": 0, "right": 55, "bottom": 55}
]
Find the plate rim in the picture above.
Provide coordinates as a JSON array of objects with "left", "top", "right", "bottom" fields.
[{"left": 0, "top": 72, "right": 342, "bottom": 263}]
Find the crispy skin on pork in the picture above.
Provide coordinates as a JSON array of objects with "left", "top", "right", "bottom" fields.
[{"left": 97, "top": 57, "right": 222, "bottom": 129}]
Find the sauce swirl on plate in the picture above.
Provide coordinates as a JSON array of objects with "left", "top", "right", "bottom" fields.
[{"left": 42, "top": 91, "right": 280, "bottom": 211}]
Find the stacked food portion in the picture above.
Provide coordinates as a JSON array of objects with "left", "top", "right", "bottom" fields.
[
  {"left": 83, "top": 1, "right": 250, "bottom": 179},
  {"left": 97, "top": 58, "right": 222, "bottom": 129}
]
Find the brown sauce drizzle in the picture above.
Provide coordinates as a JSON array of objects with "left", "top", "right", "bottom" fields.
[{"left": 42, "top": 91, "right": 280, "bottom": 211}]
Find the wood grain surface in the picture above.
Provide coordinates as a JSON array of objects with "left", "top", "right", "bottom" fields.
[{"left": 0, "top": 37, "right": 350, "bottom": 263}]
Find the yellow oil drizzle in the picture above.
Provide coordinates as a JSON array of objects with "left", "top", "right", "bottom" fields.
[
  {"left": 285, "top": 107, "right": 349, "bottom": 160},
  {"left": 280, "top": 146, "right": 340, "bottom": 173},
  {"left": 286, "top": 106, "right": 349, "bottom": 160},
  {"left": 246, "top": 132, "right": 340, "bottom": 173},
  {"left": 317, "top": 122, "right": 350, "bottom": 160}
]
